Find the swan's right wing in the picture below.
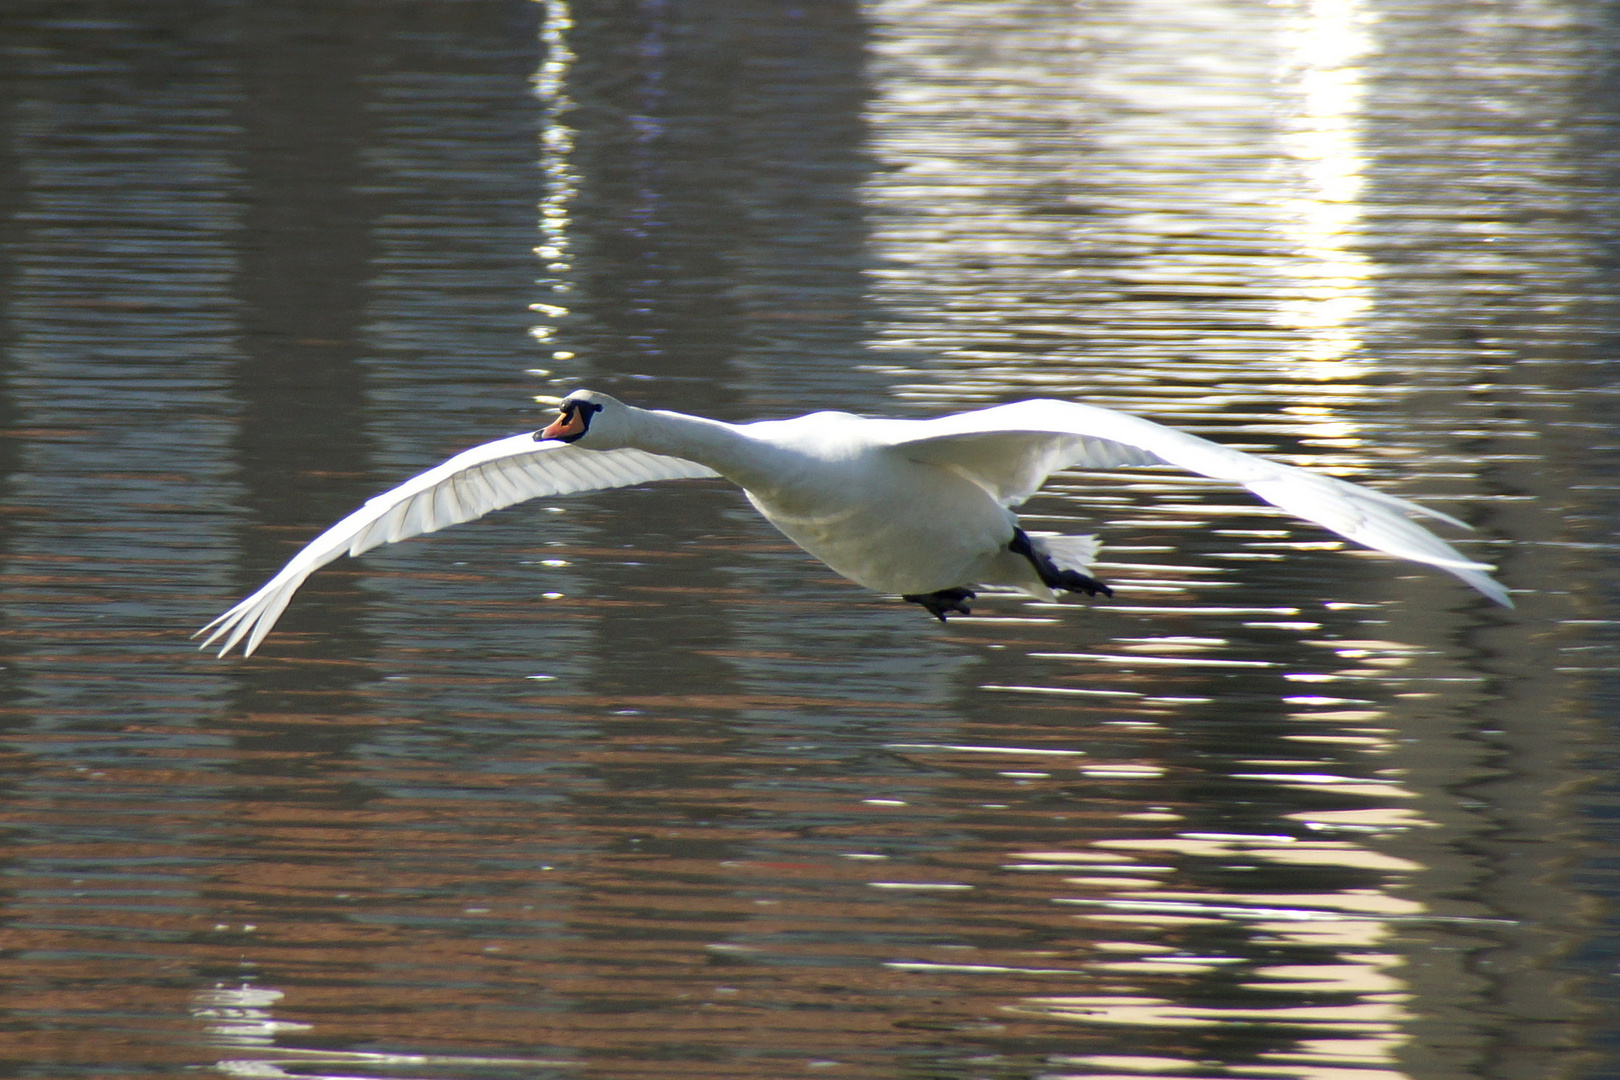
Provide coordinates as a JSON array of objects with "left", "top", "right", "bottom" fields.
[
  {"left": 199, "top": 434, "right": 719, "bottom": 657},
  {"left": 884, "top": 399, "right": 1511, "bottom": 606}
]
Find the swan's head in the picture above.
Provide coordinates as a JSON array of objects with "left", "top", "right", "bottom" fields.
[{"left": 537, "top": 389, "right": 631, "bottom": 449}]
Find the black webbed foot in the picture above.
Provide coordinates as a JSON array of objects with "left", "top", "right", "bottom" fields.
[
  {"left": 1009, "top": 527, "right": 1113, "bottom": 598},
  {"left": 903, "top": 587, "right": 977, "bottom": 622},
  {"left": 1050, "top": 567, "right": 1112, "bottom": 597}
]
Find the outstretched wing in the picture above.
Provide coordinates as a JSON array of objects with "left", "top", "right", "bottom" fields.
[
  {"left": 884, "top": 399, "right": 1512, "bottom": 606},
  {"left": 198, "top": 434, "right": 720, "bottom": 657}
]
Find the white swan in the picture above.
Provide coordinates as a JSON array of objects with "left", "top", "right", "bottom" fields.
[{"left": 198, "top": 389, "right": 1511, "bottom": 656}]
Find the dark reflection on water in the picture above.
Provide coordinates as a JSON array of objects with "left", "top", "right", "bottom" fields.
[{"left": 0, "top": 0, "right": 1618, "bottom": 1078}]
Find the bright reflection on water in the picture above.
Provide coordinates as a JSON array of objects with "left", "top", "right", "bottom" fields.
[
  {"left": 1278, "top": 0, "right": 1378, "bottom": 377},
  {"left": 0, "top": 1, "right": 1617, "bottom": 1079}
]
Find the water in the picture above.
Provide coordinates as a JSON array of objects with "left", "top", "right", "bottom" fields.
[{"left": 0, "top": 0, "right": 1617, "bottom": 1077}]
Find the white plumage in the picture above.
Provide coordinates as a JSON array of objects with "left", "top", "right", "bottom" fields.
[{"left": 198, "top": 389, "right": 1510, "bottom": 656}]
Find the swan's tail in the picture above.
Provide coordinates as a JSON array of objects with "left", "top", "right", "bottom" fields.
[{"left": 1032, "top": 532, "right": 1101, "bottom": 576}]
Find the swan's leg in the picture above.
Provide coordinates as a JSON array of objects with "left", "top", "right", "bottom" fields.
[
  {"left": 1009, "top": 528, "right": 1113, "bottom": 598},
  {"left": 903, "top": 587, "right": 976, "bottom": 622}
]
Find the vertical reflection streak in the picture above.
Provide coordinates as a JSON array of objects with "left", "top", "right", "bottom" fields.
[
  {"left": 1276, "top": 0, "right": 1375, "bottom": 388},
  {"left": 533, "top": 0, "right": 580, "bottom": 380}
]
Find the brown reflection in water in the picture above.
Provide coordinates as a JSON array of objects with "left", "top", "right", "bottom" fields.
[
  {"left": 6, "top": 583, "right": 1479, "bottom": 1075},
  {"left": 0, "top": 614, "right": 1579, "bottom": 1078}
]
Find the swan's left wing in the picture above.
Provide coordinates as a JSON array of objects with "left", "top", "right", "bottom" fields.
[
  {"left": 198, "top": 434, "right": 720, "bottom": 657},
  {"left": 883, "top": 399, "right": 1512, "bottom": 606}
]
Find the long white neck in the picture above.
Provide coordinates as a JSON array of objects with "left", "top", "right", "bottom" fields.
[{"left": 626, "top": 406, "right": 787, "bottom": 491}]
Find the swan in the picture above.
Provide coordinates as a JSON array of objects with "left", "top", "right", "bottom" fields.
[{"left": 198, "top": 389, "right": 1511, "bottom": 656}]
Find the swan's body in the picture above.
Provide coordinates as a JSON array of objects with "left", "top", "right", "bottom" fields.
[{"left": 199, "top": 390, "right": 1510, "bottom": 656}]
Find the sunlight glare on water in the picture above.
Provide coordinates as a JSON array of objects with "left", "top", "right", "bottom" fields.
[{"left": 853, "top": 1, "right": 1610, "bottom": 1077}]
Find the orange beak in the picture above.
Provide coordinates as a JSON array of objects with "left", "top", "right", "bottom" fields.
[{"left": 540, "top": 407, "right": 585, "bottom": 441}]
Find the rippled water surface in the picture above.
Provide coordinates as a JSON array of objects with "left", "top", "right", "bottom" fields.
[{"left": 1, "top": 1, "right": 1618, "bottom": 1077}]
